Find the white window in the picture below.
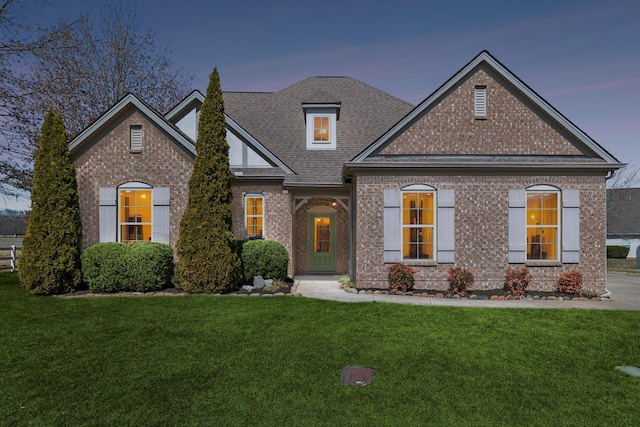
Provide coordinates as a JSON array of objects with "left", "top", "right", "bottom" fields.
[
  {"left": 130, "top": 125, "right": 142, "bottom": 152},
  {"left": 119, "top": 183, "right": 152, "bottom": 242},
  {"left": 402, "top": 188, "right": 436, "bottom": 260},
  {"left": 245, "top": 194, "right": 264, "bottom": 238},
  {"left": 475, "top": 86, "right": 486, "bottom": 118},
  {"left": 526, "top": 186, "right": 559, "bottom": 261},
  {"left": 305, "top": 107, "right": 338, "bottom": 150}
]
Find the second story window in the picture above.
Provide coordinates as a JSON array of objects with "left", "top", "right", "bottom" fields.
[{"left": 303, "top": 103, "right": 340, "bottom": 151}]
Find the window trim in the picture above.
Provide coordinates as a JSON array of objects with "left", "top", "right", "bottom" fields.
[
  {"left": 525, "top": 185, "right": 560, "bottom": 262},
  {"left": 305, "top": 108, "right": 337, "bottom": 150},
  {"left": 401, "top": 185, "right": 437, "bottom": 262},
  {"left": 118, "top": 183, "right": 153, "bottom": 243},
  {"left": 244, "top": 193, "right": 265, "bottom": 238}
]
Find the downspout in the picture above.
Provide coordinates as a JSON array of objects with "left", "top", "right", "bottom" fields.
[{"left": 601, "top": 169, "right": 616, "bottom": 298}]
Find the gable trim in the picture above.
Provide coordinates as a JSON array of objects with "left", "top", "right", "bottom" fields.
[
  {"left": 164, "top": 90, "right": 204, "bottom": 121},
  {"left": 69, "top": 93, "right": 196, "bottom": 155},
  {"left": 351, "top": 50, "right": 621, "bottom": 165}
]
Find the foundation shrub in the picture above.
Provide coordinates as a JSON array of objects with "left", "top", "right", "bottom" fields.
[
  {"left": 504, "top": 267, "right": 532, "bottom": 296},
  {"left": 607, "top": 245, "right": 629, "bottom": 259},
  {"left": 241, "top": 239, "right": 289, "bottom": 281},
  {"left": 447, "top": 267, "right": 474, "bottom": 296},
  {"left": 82, "top": 242, "right": 174, "bottom": 293},
  {"left": 557, "top": 270, "right": 583, "bottom": 295},
  {"left": 388, "top": 263, "right": 415, "bottom": 292}
]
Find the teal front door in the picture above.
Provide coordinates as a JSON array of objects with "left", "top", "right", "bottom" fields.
[{"left": 309, "top": 213, "right": 335, "bottom": 272}]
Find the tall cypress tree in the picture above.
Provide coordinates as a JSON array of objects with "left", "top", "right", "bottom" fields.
[
  {"left": 19, "top": 110, "right": 82, "bottom": 294},
  {"left": 176, "top": 68, "right": 240, "bottom": 293}
]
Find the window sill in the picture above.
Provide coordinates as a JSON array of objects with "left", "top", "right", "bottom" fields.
[
  {"left": 129, "top": 150, "right": 142, "bottom": 154},
  {"left": 392, "top": 260, "right": 438, "bottom": 267},
  {"left": 525, "top": 261, "right": 562, "bottom": 267},
  {"left": 474, "top": 116, "right": 487, "bottom": 121}
]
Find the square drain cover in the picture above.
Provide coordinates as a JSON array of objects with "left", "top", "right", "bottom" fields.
[
  {"left": 616, "top": 366, "right": 640, "bottom": 377},
  {"left": 342, "top": 366, "right": 375, "bottom": 386}
]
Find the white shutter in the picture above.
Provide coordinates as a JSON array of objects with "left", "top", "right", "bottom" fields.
[
  {"left": 99, "top": 187, "right": 117, "bottom": 242},
  {"left": 152, "top": 187, "right": 170, "bottom": 244},
  {"left": 437, "top": 189, "right": 455, "bottom": 263},
  {"left": 475, "top": 86, "right": 486, "bottom": 117},
  {"left": 130, "top": 125, "right": 142, "bottom": 151},
  {"left": 508, "top": 189, "right": 526, "bottom": 263},
  {"left": 562, "top": 189, "right": 580, "bottom": 263},
  {"left": 383, "top": 188, "right": 402, "bottom": 263}
]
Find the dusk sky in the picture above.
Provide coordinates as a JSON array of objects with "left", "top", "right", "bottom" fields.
[{"left": 3, "top": 0, "right": 639, "bottom": 209}]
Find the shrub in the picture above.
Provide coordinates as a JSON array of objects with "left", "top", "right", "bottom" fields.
[
  {"left": 176, "top": 68, "right": 241, "bottom": 293},
  {"left": 504, "top": 267, "right": 532, "bottom": 296},
  {"left": 19, "top": 110, "right": 82, "bottom": 294},
  {"left": 388, "top": 263, "right": 415, "bottom": 292},
  {"left": 82, "top": 242, "right": 174, "bottom": 293},
  {"left": 241, "top": 239, "right": 289, "bottom": 282},
  {"left": 447, "top": 267, "right": 474, "bottom": 296},
  {"left": 607, "top": 245, "right": 630, "bottom": 259},
  {"left": 263, "top": 279, "right": 288, "bottom": 293},
  {"left": 557, "top": 270, "right": 583, "bottom": 295},
  {"left": 338, "top": 274, "right": 355, "bottom": 289}
]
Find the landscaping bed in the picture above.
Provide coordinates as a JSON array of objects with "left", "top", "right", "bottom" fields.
[{"left": 345, "top": 287, "right": 604, "bottom": 301}]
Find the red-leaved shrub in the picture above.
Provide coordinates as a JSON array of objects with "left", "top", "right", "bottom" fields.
[
  {"left": 447, "top": 267, "right": 474, "bottom": 296},
  {"left": 556, "top": 270, "right": 583, "bottom": 295},
  {"left": 387, "top": 263, "right": 415, "bottom": 292},
  {"left": 504, "top": 267, "right": 532, "bottom": 296}
]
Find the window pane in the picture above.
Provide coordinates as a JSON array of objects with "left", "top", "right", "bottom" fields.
[
  {"left": 314, "top": 116, "right": 329, "bottom": 142},
  {"left": 402, "top": 226, "right": 433, "bottom": 259},
  {"left": 527, "top": 227, "right": 557, "bottom": 260},
  {"left": 542, "top": 193, "right": 557, "bottom": 208},
  {"left": 314, "top": 217, "right": 330, "bottom": 253}
]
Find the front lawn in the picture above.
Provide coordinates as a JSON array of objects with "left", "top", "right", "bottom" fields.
[
  {"left": 1, "top": 271, "right": 639, "bottom": 426},
  {"left": 608, "top": 257, "right": 639, "bottom": 274}
]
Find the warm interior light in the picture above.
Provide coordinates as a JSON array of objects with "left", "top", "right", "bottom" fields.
[{"left": 141, "top": 194, "right": 146, "bottom": 199}]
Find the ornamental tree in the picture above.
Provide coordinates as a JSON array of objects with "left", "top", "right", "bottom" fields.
[
  {"left": 175, "top": 68, "right": 240, "bottom": 293},
  {"left": 19, "top": 110, "right": 82, "bottom": 294}
]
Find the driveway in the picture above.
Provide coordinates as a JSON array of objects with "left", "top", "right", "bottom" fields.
[{"left": 295, "top": 273, "right": 640, "bottom": 310}]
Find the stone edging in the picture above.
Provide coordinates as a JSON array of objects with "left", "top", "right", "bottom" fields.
[
  {"left": 343, "top": 288, "right": 608, "bottom": 302},
  {"left": 54, "top": 289, "right": 301, "bottom": 298}
]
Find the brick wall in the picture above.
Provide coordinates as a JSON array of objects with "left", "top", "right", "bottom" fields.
[
  {"left": 354, "top": 174, "right": 607, "bottom": 293},
  {"left": 231, "top": 183, "right": 293, "bottom": 277},
  {"left": 73, "top": 109, "right": 193, "bottom": 250},
  {"left": 380, "top": 66, "right": 584, "bottom": 156}
]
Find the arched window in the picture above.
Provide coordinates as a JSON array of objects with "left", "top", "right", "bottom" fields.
[
  {"left": 119, "top": 182, "right": 152, "bottom": 243},
  {"left": 401, "top": 185, "right": 436, "bottom": 260},
  {"left": 526, "top": 185, "right": 559, "bottom": 261}
]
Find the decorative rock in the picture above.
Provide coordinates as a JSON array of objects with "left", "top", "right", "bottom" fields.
[
  {"left": 505, "top": 295, "right": 514, "bottom": 300},
  {"left": 436, "top": 293, "right": 444, "bottom": 299},
  {"left": 274, "top": 292, "right": 285, "bottom": 297},
  {"left": 490, "top": 295, "right": 499, "bottom": 300},
  {"left": 366, "top": 290, "right": 374, "bottom": 294},
  {"left": 469, "top": 295, "right": 478, "bottom": 300},
  {"left": 253, "top": 276, "right": 266, "bottom": 289},
  {"left": 498, "top": 296, "right": 505, "bottom": 300},
  {"left": 591, "top": 297, "right": 601, "bottom": 301},
  {"left": 532, "top": 295, "right": 541, "bottom": 300},
  {"left": 478, "top": 295, "right": 489, "bottom": 300},
  {"left": 249, "top": 293, "right": 261, "bottom": 297},
  {"left": 573, "top": 297, "right": 589, "bottom": 301},
  {"left": 421, "top": 292, "right": 428, "bottom": 297},
  {"left": 547, "top": 296, "right": 557, "bottom": 301},
  {"left": 526, "top": 295, "right": 533, "bottom": 300},
  {"left": 358, "top": 290, "right": 367, "bottom": 294},
  {"left": 261, "top": 294, "right": 273, "bottom": 297},
  {"left": 374, "top": 290, "right": 382, "bottom": 295},
  {"left": 451, "top": 294, "right": 461, "bottom": 299},
  {"left": 381, "top": 290, "right": 389, "bottom": 295}
]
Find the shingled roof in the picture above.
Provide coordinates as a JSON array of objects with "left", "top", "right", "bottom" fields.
[
  {"left": 607, "top": 188, "right": 640, "bottom": 238},
  {"left": 222, "top": 77, "right": 414, "bottom": 186}
]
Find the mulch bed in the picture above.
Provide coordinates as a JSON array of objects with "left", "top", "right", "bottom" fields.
[{"left": 350, "top": 288, "right": 603, "bottom": 301}]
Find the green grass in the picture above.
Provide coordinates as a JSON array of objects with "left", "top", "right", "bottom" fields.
[
  {"left": 608, "top": 257, "right": 639, "bottom": 274},
  {"left": 2, "top": 272, "right": 640, "bottom": 426}
]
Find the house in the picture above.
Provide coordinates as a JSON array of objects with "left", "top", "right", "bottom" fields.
[
  {"left": 69, "top": 51, "right": 624, "bottom": 293},
  {"left": 606, "top": 188, "right": 640, "bottom": 258}
]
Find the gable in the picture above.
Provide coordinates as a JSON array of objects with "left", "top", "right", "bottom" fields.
[{"left": 379, "top": 66, "right": 585, "bottom": 157}]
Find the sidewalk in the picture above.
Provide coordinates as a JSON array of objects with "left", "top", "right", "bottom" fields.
[{"left": 294, "top": 273, "right": 640, "bottom": 310}]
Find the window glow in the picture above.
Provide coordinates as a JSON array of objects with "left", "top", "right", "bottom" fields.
[
  {"left": 119, "top": 189, "right": 152, "bottom": 242},
  {"left": 245, "top": 195, "right": 264, "bottom": 237},
  {"left": 526, "top": 191, "right": 558, "bottom": 260},
  {"left": 313, "top": 116, "right": 330, "bottom": 142},
  {"left": 402, "top": 191, "right": 434, "bottom": 260}
]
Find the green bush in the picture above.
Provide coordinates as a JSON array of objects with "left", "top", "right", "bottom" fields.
[
  {"left": 607, "top": 246, "right": 630, "bottom": 259},
  {"left": 241, "top": 239, "right": 289, "bottom": 282},
  {"left": 447, "top": 267, "right": 474, "bottom": 296},
  {"left": 388, "top": 263, "right": 415, "bottom": 292},
  {"left": 82, "top": 242, "right": 174, "bottom": 293}
]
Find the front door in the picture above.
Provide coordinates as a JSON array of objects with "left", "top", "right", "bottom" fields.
[{"left": 309, "top": 213, "right": 335, "bottom": 272}]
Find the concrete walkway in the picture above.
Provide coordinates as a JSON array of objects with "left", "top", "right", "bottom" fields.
[{"left": 294, "top": 273, "right": 640, "bottom": 310}]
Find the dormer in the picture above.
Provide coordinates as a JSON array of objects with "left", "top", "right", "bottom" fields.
[{"left": 303, "top": 102, "right": 341, "bottom": 150}]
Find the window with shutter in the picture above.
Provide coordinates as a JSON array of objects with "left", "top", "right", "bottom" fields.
[
  {"left": 475, "top": 86, "right": 486, "bottom": 118},
  {"left": 130, "top": 125, "right": 142, "bottom": 152}
]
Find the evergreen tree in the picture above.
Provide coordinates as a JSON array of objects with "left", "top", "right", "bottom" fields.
[
  {"left": 176, "top": 68, "right": 240, "bottom": 293},
  {"left": 19, "top": 110, "right": 82, "bottom": 294}
]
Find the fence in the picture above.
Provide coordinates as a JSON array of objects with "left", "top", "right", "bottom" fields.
[{"left": 0, "top": 245, "right": 20, "bottom": 272}]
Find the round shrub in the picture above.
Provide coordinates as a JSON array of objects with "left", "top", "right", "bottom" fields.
[
  {"left": 607, "top": 245, "right": 629, "bottom": 259},
  {"left": 557, "top": 270, "right": 583, "bottom": 295},
  {"left": 504, "top": 266, "right": 532, "bottom": 296},
  {"left": 447, "top": 267, "right": 474, "bottom": 296},
  {"left": 82, "top": 242, "right": 174, "bottom": 293},
  {"left": 241, "top": 239, "right": 289, "bottom": 282},
  {"left": 388, "top": 263, "right": 415, "bottom": 292}
]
